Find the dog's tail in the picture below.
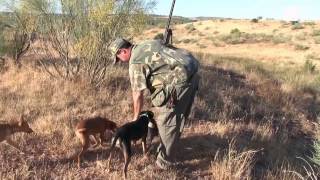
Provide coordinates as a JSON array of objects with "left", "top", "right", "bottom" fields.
[{"left": 110, "top": 132, "right": 120, "bottom": 149}]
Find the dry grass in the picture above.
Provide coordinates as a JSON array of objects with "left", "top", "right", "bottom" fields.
[
  {"left": 211, "top": 139, "right": 257, "bottom": 180},
  {"left": 1, "top": 19, "right": 320, "bottom": 179}
]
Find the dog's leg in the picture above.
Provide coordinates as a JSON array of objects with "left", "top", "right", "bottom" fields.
[
  {"left": 142, "top": 137, "right": 147, "bottom": 155},
  {"left": 108, "top": 139, "right": 121, "bottom": 172},
  {"left": 107, "top": 149, "right": 113, "bottom": 172},
  {"left": 121, "top": 140, "right": 131, "bottom": 179},
  {"left": 100, "top": 132, "right": 108, "bottom": 147},
  {"left": 77, "top": 135, "right": 89, "bottom": 168},
  {"left": 90, "top": 135, "right": 100, "bottom": 148},
  {"left": 141, "top": 137, "right": 150, "bottom": 161},
  {"left": 5, "top": 138, "right": 25, "bottom": 154}
]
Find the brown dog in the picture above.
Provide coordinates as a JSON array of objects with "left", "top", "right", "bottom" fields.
[
  {"left": 0, "top": 115, "right": 34, "bottom": 153},
  {"left": 75, "top": 116, "right": 117, "bottom": 168}
]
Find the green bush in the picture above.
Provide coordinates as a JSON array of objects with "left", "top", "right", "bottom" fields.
[{"left": 230, "top": 28, "right": 241, "bottom": 34}]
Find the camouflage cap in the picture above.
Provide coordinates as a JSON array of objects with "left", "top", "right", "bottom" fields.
[{"left": 109, "top": 38, "right": 129, "bottom": 64}]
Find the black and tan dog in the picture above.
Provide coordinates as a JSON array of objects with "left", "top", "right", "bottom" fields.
[{"left": 108, "top": 111, "right": 158, "bottom": 179}]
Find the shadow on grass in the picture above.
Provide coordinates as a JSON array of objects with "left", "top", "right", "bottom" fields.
[{"left": 185, "top": 63, "right": 318, "bottom": 177}]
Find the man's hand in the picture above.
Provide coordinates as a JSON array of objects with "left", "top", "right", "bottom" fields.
[{"left": 132, "top": 90, "right": 144, "bottom": 120}]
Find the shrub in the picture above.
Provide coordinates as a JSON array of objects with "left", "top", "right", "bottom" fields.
[
  {"left": 251, "top": 18, "right": 259, "bottom": 23},
  {"left": 311, "top": 140, "right": 320, "bottom": 166},
  {"left": 198, "top": 32, "right": 205, "bottom": 37},
  {"left": 292, "top": 23, "right": 304, "bottom": 30},
  {"left": 303, "top": 60, "right": 316, "bottom": 73},
  {"left": 312, "top": 29, "right": 320, "bottom": 36},
  {"left": 306, "top": 53, "right": 320, "bottom": 61},
  {"left": 290, "top": 20, "right": 300, "bottom": 25},
  {"left": 303, "top": 21, "right": 316, "bottom": 26},
  {"left": 314, "top": 36, "right": 320, "bottom": 44},
  {"left": 198, "top": 44, "right": 207, "bottom": 49},
  {"left": 295, "top": 33, "right": 307, "bottom": 41},
  {"left": 153, "top": 33, "right": 163, "bottom": 40},
  {"left": 272, "top": 34, "right": 291, "bottom": 44},
  {"left": 230, "top": 28, "right": 241, "bottom": 34},
  {"left": 182, "top": 39, "right": 191, "bottom": 44},
  {"left": 185, "top": 24, "right": 196, "bottom": 32},
  {"left": 15, "top": 0, "right": 153, "bottom": 85},
  {"left": 295, "top": 44, "right": 310, "bottom": 51}
]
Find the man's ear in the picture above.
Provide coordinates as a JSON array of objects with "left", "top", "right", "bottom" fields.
[{"left": 118, "top": 48, "right": 127, "bottom": 55}]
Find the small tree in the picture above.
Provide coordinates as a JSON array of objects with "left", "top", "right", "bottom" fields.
[
  {"left": 0, "top": 8, "right": 35, "bottom": 66},
  {"left": 20, "top": 0, "right": 155, "bottom": 85}
]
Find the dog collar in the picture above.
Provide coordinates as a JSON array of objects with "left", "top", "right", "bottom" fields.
[{"left": 139, "top": 113, "right": 149, "bottom": 118}]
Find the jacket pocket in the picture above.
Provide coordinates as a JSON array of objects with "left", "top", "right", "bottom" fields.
[{"left": 151, "top": 87, "right": 169, "bottom": 107}]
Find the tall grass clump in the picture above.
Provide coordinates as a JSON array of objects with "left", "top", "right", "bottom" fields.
[
  {"left": 303, "top": 60, "right": 317, "bottom": 74},
  {"left": 311, "top": 140, "right": 320, "bottom": 167},
  {"left": 211, "top": 140, "right": 257, "bottom": 180},
  {"left": 185, "top": 23, "right": 196, "bottom": 32}
]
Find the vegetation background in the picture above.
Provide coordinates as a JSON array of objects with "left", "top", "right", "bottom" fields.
[{"left": 0, "top": 0, "right": 319, "bottom": 179}]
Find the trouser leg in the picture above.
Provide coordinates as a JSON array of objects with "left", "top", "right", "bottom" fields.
[{"left": 156, "top": 74, "right": 200, "bottom": 165}]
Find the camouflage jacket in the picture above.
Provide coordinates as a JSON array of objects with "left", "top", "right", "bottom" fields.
[{"left": 129, "top": 40, "right": 199, "bottom": 106}]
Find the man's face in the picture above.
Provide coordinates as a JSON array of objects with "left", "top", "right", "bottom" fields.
[{"left": 116, "top": 48, "right": 131, "bottom": 62}]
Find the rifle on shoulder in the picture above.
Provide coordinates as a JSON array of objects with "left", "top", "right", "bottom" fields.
[{"left": 162, "top": 0, "right": 176, "bottom": 46}]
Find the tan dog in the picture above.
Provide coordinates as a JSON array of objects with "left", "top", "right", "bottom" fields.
[
  {"left": 75, "top": 116, "right": 117, "bottom": 168},
  {"left": 0, "top": 115, "right": 34, "bottom": 153}
]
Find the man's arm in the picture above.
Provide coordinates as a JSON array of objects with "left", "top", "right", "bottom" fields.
[{"left": 132, "top": 90, "right": 144, "bottom": 120}]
